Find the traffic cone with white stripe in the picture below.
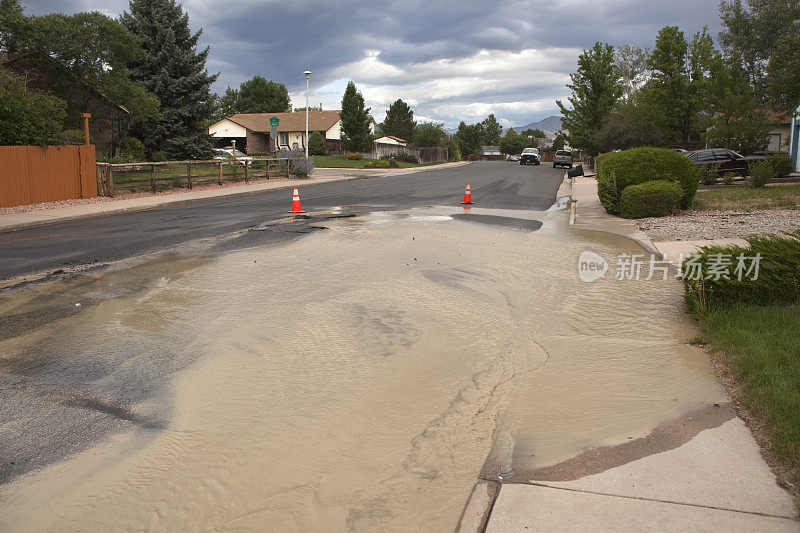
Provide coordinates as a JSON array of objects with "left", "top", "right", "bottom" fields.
[
  {"left": 288, "top": 186, "right": 306, "bottom": 213},
  {"left": 460, "top": 182, "right": 473, "bottom": 205}
]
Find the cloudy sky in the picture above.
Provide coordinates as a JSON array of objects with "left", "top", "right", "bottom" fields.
[{"left": 24, "top": 0, "right": 723, "bottom": 128}]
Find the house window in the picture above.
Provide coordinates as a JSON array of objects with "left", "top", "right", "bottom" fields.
[
  {"left": 767, "top": 133, "right": 781, "bottom": 152},
  {"left": 279, "top": 132, "right": 288, "bottom": 146}
]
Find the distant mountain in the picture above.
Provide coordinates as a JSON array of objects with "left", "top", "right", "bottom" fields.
[{"left": 508, "top": 115, "right": 562, "bottom": 139}]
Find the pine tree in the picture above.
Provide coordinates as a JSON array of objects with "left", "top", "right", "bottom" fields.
[
  {"left": 121, "top": 0, "right": 217, "bottom": 159},
  {"left": 382, "top": 99, "right": 415, "bottom": 142},
  {"left": 340, "top": 81, "right": 372, "bottom": 152}
]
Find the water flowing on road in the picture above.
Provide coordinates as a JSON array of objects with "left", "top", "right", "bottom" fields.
[{"left": 0, "top": 208, "right": 725, "bottom": 531}]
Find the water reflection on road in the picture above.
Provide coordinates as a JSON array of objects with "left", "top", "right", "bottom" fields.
[{"left": 0, "top": 208, "right": 724, "bottom": 531}]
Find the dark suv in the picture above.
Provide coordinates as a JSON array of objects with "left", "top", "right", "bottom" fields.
[{"left": 684, "top": 149, "right": 764, "bottom": 176}]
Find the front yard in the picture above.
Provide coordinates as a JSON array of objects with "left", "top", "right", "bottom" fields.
[
  {"left": 312, "top": 155, "right": 446, "bottom": 169},
  {"left": 693, "top": 183, "right": 800, "bottom": 211}
]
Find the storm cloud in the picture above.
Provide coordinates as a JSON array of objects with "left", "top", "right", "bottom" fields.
[{"left": 23, "top": 0, "right": 723, "bottom": 127}]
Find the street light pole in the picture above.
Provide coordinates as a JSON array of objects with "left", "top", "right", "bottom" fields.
[{"left": 304, "top": 70, "right": 311, "bottom": 160}]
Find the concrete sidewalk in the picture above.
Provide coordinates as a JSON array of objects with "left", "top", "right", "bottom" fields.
[
  {"left": 460, "top": 173, "right": 799, "bottom": 532},
  {"left": 485, "top": 418, "right": 797, "bottom": 531},
  {"left": 0, "top": 161, "right": 469, "bottom": 233}
]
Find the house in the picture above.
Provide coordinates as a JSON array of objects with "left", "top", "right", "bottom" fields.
[
  {"left": 208, "top": 110, "right": 376, "bottom": 153},
  {"left": 481, "top": 146, "right": 503, "bottom": 160},
  {"left": 767, "top": 110, "right": 792, "bottom": 153},
  {"left": 790, "top": 102, "right": 800, "bottom": 172},
  {"left": 1, "top": 52, "right": 131, "bottom": 155},
  {"left": 374, "top": 135, "right": 408, "bottom": 146}
]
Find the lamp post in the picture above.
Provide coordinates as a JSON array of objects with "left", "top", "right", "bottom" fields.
[{"left": 303, "top": 70, "right": 311, "bottom": 160}]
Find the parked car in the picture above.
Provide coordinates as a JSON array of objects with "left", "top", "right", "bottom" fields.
[
  {"left": 683, "top": 148, "right": 764, "bottom": 177},
  {"left": 553, "top": 149, "right": 573, "bottom": 168},
  {"left": 507, "top": 155, "right": 520, "bottom": 162},
  {"left": 520, "top": 147, "right": 540, "bottom": 165},
  {"left": 213, "top": 147, "right": 252, "bottom": 164}
]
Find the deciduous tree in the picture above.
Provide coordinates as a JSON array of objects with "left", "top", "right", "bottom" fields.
[
  {"left": 557, "top": 42, "right": 622, "bottom": 155},
  {"left": 719, "top": 0, "right": 800, "bottom": 101},
  {"left": 480, "top": 114, "right": 503, "bottom": 145},
  {"left": 0, "top": 68, "right": 67, "bottom": 145},
  {"left": 236, "top": 75, "right": 290, "bottom": 114},
  {"left": 767, "top": 36, "right": 800, "bottom": 114},
  {"left": 412, "top": 122, "right": 448, "bottom": 147}
]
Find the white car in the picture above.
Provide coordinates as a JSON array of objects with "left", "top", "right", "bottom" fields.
[{"left": 212, "top": 148, "right": 252, "bottom": 163}]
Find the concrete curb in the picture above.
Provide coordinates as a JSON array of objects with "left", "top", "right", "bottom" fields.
[
  {"left": 0, "top": 161, "right": 472, "bottom": 233},
  {"left": 565, "top": 174, "right": 660, "bottom": 255}
]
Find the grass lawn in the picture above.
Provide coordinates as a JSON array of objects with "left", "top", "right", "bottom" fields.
[
  {"left": 692, "top": 183, "right": 800, "bottom": 211},
  {"left": 312, "top": 155, "right": 446, "bottom": 169},
  {"left": 697, "top": 303, "right": 800, "bottom": 484}
]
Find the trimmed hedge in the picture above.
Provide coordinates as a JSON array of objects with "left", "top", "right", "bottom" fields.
[
  {"left": 683, "top": 232, "right": 800, "bottom": 314},
  {"left": 597, "top": 147, "right": 699, "bottom": 215},
  {"left": 619, "top": 180, "right": 682, "bottom": 219}
]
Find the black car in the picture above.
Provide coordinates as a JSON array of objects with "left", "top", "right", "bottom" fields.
[{"left": 683, "top": 149, "right": 764, "bottom": 176}]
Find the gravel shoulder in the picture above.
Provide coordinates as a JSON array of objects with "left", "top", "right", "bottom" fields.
[{"left": 638, "top": 208, "right": 800, "bottom": 242}]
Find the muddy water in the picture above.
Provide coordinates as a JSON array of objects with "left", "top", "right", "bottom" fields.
[{"left": 0, "top": 208, "right": 724, "bottom": 531}]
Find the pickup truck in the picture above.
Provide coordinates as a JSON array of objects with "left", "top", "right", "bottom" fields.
[
  {"left": 553, "top": 150, "right": 573, "bottom": 168},
  {"left": 519, "top": 147, "right": 540, "bottom": 166}
]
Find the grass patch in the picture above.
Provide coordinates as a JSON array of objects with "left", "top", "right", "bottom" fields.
[
  {"left": 692, "top": 184, "right": 800, "bottom": 211},
  {"left": 698, "top": 304, "right": 800, "bottom": 482}
]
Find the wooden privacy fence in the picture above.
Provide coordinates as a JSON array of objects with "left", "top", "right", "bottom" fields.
[
  {"left": 0, "top": 145, "right": 96, "bottom": 208},
  {"left": 96, "top": 158, "right": 292, "bottom": 197}
]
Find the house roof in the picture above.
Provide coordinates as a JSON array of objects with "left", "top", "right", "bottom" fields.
[
  {"left": 222, "top": 110, "right": 343, "bottom": 133},
  {"left": 765, "top": 109, "right": 792, "bottom": 125},
  {"left": 377, "top": 135, "right": 408, "bottom": 143},
  {"left": 1, "top": 51, "right": 130, "bottom": 114}
]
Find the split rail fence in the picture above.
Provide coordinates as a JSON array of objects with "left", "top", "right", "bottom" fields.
[{"left": 96, "top": 158, "right": 292, "bottom": 197}]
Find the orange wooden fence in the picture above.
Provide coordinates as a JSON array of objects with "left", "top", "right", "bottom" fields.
[{"left": 0, "top": 145, "right": 97, "bottom": 208}]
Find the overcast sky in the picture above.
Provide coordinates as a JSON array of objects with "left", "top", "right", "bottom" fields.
[{"left": 24, "top": 0, "right": 723, "bottom": 128}]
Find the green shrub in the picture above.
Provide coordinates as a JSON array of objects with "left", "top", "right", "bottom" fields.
[
  {"left": 392, "top": 152, "right": 419, "bottom": 163},
  {"left": 308, "top": 131, "right": 327, "bottom": 156},
  {"left": 765, "top": 153, "right": 792, "bottom": 179},
  {"left": 699, "top": 163, "right": 720, "bottom": 185},
  {"left": 346, "top": 152, "right": 363, "bottom": 160},
  {"left": 722, "top": 172, "right": 736, "bottom": 186},
  {"left": 365, "top": 159, "right": 394, "bottom": 168},
  {"left": 596, "top": 147, "right": 699, "bottom": 215},
  {"left": 619, "top": 180, "right": 683, "bottom": 218},
  {"left": 683, "top": 232, "right": 800, "bottom": 314},
  {"left": 748, "top": 159, "right": 773, "bottom": 188},
  {"left": 447, "top": 137, "right": 461, "bottom": 162},
  {"left": 59, "top": 129, "right": 88, "bottom": 145},
  {"left": 120, "top": 137, "right": 146, "bottom": 161}
]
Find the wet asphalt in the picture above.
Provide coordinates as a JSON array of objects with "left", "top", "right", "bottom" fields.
[{"left": 0, "top": 161, "right": 566, "bottom": 282}]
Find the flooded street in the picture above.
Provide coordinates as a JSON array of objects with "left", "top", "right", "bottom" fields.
[{"left": 0, "top": 207, "right": 725, "bottom": 531}]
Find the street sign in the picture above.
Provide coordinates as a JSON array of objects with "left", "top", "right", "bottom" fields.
[{"left": 270, "top": 117, "right": 280, "bottom": 127}]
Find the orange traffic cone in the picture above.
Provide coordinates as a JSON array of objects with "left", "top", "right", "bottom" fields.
[
  {"left": 288, "top": 186, "right": 306, "bottom": 213},
  {"left": 460, "top": 182, "right": 473, "bottom": 205}
]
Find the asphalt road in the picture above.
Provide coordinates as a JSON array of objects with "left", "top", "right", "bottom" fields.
[{"left": 0, "top": 161, "right": 565, "bottom": 282}]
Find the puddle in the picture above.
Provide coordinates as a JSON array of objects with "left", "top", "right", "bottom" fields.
[{"left": 0, "top": 208, "right": 724, "bottom": 531}]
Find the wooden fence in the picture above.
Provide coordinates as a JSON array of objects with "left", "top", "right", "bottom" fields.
[
  {"left": 0, "top": 145, "right": 96, "bottom": 208},
  {"left": 96, "top": 158, "right": 293, "bottom": 197}
]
